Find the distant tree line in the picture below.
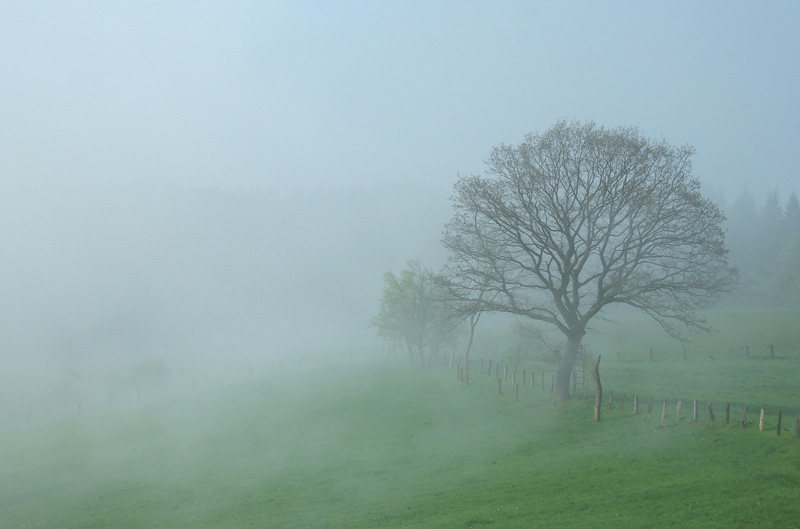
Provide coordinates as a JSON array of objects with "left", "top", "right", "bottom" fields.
[{"left": 724, "top": 189, "right": 800, "bottom": 305}]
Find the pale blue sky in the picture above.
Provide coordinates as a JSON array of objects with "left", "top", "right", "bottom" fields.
[{"left": 1, "top": 1, "right": 798, "bottom": 202}]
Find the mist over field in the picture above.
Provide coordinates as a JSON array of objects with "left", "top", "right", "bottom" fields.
[
  {"left": 0, "top": 180, "right": 452, "bottom": 425},
  {"left": 2, "top": 175, "right": 795, "bottom": 430}
]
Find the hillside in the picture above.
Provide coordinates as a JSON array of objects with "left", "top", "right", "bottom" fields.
[{"left": 2, "top": 343, "right": 798, "bottom": 528}]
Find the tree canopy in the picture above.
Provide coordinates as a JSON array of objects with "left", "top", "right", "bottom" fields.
[
  {"left": 442, "top": 120, "right": 737, "bottom": 402},
  {"left": 369, "top": 260, "right": 457, "bottom": 366}
]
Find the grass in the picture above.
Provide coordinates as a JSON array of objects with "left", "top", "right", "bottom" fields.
[
  {"left": 2, "top": 365, "right": 800, "bottom": 528},
  {"left": 1, "top": 306, "right": 799, "bottom": 528},
  {"left": 582, "top": 307, "right": 800, "bottom": 419}
]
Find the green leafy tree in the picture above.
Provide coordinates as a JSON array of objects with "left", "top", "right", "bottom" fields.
[
  {"left": 442, "top": 121, "right": 737, "bottom": 403},
  {"left": 370, "top": 260, "right": 457, "bottom": 365}
]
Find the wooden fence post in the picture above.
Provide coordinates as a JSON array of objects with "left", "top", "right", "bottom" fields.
[
  {"left": 592, "top": 355, "right": 602, "bottom": 423},
  {"left": 608, "top": 390, "right": 613, "bottom": 410},
  {"left": 550, "top": 374, "right": 554, "bottom": 394},
  {"left": 661, "top": 399, "right": 667, "bottom": 421},
  {"left": 708, "top": 402, "right": 715, "bottom": 422},
  {"left": 759, "top": 409, "right": 765, "bottom": 432},
  {"left": 515, "top": 384, "right": 519, "bottom": 402},
  {"left": 541, "top": 372, "right": 545, "bottom": 391},
  {"left": 742, "top": 406, "right": 748, "bottom": 429},
  {"left": 487, "top": 359, "right": 492, "bottom": 377},
  {"left": 693, "top": 400, "right": 698, "bottom": 422},
  {"left": 503, "top": 366, "right": 508, "bottom": 382},
  {"left": 777, "top": 411, "right": 782, "bottom": 436},
  {"left": 621, "top": 395, "right": 626, "bottom": 412},
  {"left": 531, "top": 371, "right": 535, "bottom": 389},
  {"left": 795, "top": 416, "right": 799, "bottom": 438},
  {"left": 633, "top": 396, "right": 639, "bottom": 415},
  {"left": 676, "top": 400, "right": 682, "bottom": 422},
  {"left": 522, "top": 369, "right": 526, "bottom": 388},
  {"left": 725, "top": 403, "right": 730, "bottom": 424}
]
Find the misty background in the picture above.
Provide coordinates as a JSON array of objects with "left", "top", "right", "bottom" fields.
[{"left": 1, "top": 2, "right": 798, "bottom": 422}]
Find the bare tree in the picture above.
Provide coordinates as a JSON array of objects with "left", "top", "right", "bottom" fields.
[
  {"left": 442, "top": 121, "right": 737, "bottom": 403},
  {"left": 437, "top": 261, "right": 499, "bottom": 381}
]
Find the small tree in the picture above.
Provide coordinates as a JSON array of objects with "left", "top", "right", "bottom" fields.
[
  {"left": 443, "top": 121, "right": 737, "bottom": 403},
  {"left": 437, "top": 262, "right": 499, "bottom": 380},
  {"left": 370, "top": 260, "right": 457, "bottom": 366}
]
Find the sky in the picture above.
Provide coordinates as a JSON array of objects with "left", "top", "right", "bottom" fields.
[{"left": 1, "top": 1, "right": 798, "bottom": 202}]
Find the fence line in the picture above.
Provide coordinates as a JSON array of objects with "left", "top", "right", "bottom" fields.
[{"left": 454, "top": 357, "right": 799, "bottom": 438}]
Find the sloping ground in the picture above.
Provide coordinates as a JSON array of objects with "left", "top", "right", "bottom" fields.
[{"left": 1, "top": 360, "right": 798, "bottom": 528}]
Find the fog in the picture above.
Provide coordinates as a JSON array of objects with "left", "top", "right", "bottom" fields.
[
  {"left": 0, "top": 0, "right": 796, "bottom": 421},
  {"left": 2, "top": 3, "right": 799, "bottom": 197},
  {"left": 2, "top": 4, "right": 799, "bottom": 525},
  {"left": 0, "top": 180, "right": 451, "bottom": 425}
]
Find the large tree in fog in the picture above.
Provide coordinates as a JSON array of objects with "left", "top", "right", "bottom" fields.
[{"left": 443, "top": 121, "right": 737, "bottom": 403}]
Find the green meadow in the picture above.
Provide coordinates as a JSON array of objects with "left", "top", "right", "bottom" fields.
[{"left": 2, "top": 307, "right": 799, "bottom": 528}]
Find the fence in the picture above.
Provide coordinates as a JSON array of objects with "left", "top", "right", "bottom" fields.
[{"left": 456, "top": 356, "right": 800, "bottom": 438}]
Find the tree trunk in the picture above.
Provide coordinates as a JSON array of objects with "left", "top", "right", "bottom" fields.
[
  {"left": 555, "top": 331, "right": 584, "bottom": 404},
  {"left": 463, "top": 312, "right": 480, "bottom": 382}
]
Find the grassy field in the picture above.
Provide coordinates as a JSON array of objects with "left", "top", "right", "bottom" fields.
[
  {"left": 1, "top": 307, "right": 799, "bottom": 528},
  {"left": 571, "top": 306, "right": 800, "bottom": 418}
]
